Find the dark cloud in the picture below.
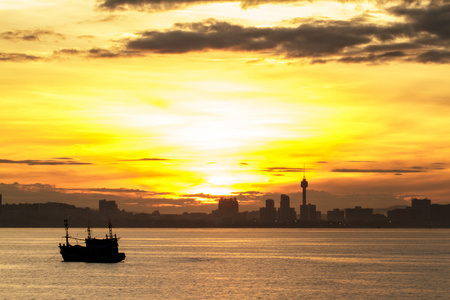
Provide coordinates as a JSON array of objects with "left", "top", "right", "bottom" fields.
[
  {"left": 124, "top": 15, "right": 449, "bottom": 63},
  {"left": 53, "top": 48, "right": 141, "bottom": 58},
  {"left": 0, "top": 159, "right": 92, "bottom": 166},
  {"left": 389, "top": 3, "right": 450, "bottom": 39},
  {"left": 7, "top": 2, "right": 449, "bottom": 64},
  {"left": 118, "top": 1, "right": 450, "bottom": 64},
  {"left": 262, "top": 167, "right": 305, "bottom": 173},
  {"left": 54, "top": 49, "right": 82, "bottom": 56},
  {"left": 122, "top": 158, "right": 172, "bottom": 161},
  {"left": 88, "top": 48, "right": 131, "bottom": 58},
  {"left": 0, "top": 30, "right": 65, "bottom": 41},
  {"left": 0, "top": 52, "right": 41, "bottom": 62},
  {"left": 430, "top": 162, "right": 447, "bottom": 170},
  {"left": 363, "top": 42, "right": 422, "bottom": 52},
  {"left": 332, "top": 168, "right": 425, "bottom": 173},
  {"left": 182, "top": 193, "right": 225, "bottom": 199},
  {"left": 64, "top": 187, "right": 150, "bottom": 193},
  {"left": 126, "top": 19, "right": 380, "bottom": 56},
  {"left": 231, "top": 191, "right": 264, "bottom": 196},
  {"left": 416, "top": 50, "right": 450, "bottom": 63},
  {"left": 99, "top": 0, "right": 301, "bottom": 11}
]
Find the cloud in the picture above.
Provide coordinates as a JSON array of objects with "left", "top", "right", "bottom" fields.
[
  {"left": 6, "top": 2, "right": 449, "bottom": 64},
  {"left": 0, "top": 159, "right": 92, "bottom": 166},
  {"left": 124, "top": 13, "right": 450, "bottom": 63},
  {"left": 332, "top": 168, "right": 426, "bottom": 173},
  {"left": 53, "top": 48, "right": 142, "bottom": 59},
  {"left": 181, "top": 193, "right": 225, "bottom": 199},
  {"left": 416, "top": 50, "right": 450, "bottom": 63},
  {"left": 389, "top": 3, "right": 450, "bottom": 39},
  {"left": 64, "top": 187, "right": 150, "bottom": 193},
  {"left": 262, "top": 167, "right": 307, "bottom": 173},
  {"left": 121, "top": 158, "right": 172, "bottom": 161},
  {"left": 99, "top": 0, "right": 301, "bottom": 11},
  {"left": 231, "top": 191, "right": 265, "bottom": 196},
  {"left": 0, "top": 52, "right": 41, "bottom": 62},
  {"left": 430, "top": 163, "right": 447, "bottom": 170},
  {"left": 127, "top": 18, "right": 376, "bottom": 56},
  {"left": 0, "top": 30, "right": 65, "bottom": 41}
]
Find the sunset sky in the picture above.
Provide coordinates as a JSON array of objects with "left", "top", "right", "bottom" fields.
[{"left": 1, "top": 0, "right": 449, "bottom": 213}]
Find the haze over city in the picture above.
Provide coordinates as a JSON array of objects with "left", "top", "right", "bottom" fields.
[{"left": 1, "top": 0, "right": 449, "bottom": 214}]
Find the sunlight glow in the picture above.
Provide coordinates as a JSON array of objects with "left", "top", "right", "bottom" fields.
[{"left": 2, "top": 0, "right": 449, "bottom": 213}]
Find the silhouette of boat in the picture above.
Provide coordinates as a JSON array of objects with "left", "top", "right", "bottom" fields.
[{"left": 59, "top": 219, "right": 126, "bottom": 263}]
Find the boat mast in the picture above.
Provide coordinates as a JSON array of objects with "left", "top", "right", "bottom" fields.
[
  {"left": 108, "top": 222, "right": 113, "bottom": 239},
  {"left": 64, "top": 219, "right": 69, "bottom": 245}
]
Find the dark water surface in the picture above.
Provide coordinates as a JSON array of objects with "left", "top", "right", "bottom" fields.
[{"left": 0, "top": 228, "right": 448, "bottom": 299}]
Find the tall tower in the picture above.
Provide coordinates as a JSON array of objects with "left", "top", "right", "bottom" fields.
[
  {"left": 300, "top": 165, "right": 318, "bottom": 222},
  {"left": 301, "top": 167, "right": 308, "bottom": 206}
]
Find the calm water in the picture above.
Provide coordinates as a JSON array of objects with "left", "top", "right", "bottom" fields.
[{"left": 0, "top": 228, "right": 448, "bottom": 299}]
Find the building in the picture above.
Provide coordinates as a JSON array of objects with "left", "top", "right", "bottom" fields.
[
  {"left": 260, "top": 199, "right": 277, "bottom": 224},
  {"left": 300, "top": 203, "right": 317, "bottom": 221},
  {"left": 278, "top": 194, "right": 296, "bottom": 224},
  {"left": 99, "top": 199, "right": 118, "bottom": 213},
  {"left": 212, "top": 197, "right": 239, "bottom": 226},
  {"left": 388, "top": 198, "right": 449, "bottom": 226},
  {"left": 430, "top": 204, "right": 450, "bottom": 226},
  {"left": 327, "top": 208, "right": 345, "bottom": 223},
  {"left": 345, "top": 206, "right": 373, "bottom": 223},
  {"left": 411, "top": 198, "right": 431, "bottom": 222},
  {"left": 217, "top": 197, "right": 239, "bottom": 215}
]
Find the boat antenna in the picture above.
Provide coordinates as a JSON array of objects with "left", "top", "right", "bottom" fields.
[
  {"left": 64, "top": 219, "right": 69, "bottom": 245},
  {"left": 87, "top": 214, "right": 92, "bottom": 239},
  {"left": 109, "top": 221, "right": 113, "bottom": 239}
]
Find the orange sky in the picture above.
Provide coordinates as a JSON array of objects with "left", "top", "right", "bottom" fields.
[{"left": 1, "top": 0, "right": 449, "bottom": 213}]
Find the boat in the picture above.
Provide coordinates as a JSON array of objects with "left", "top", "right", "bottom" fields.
[{"left": 59, "top": 219, "right": 126, "bottom": 263}]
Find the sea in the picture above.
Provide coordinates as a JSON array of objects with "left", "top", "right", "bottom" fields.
[{"left": 0, "top": 228, "right": 448, "bottom": 299}]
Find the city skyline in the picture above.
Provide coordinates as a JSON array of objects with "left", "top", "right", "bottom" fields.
[{"left": 1, "top": 0, "right": 449, "bottom": 214}]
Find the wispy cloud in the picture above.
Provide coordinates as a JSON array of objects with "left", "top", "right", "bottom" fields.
[
  {"left": 53, "top": 48, "right": 142, "bottom": 59},
  {"left": 262, "top": 167, "right": 307, "bottom": 173},
  {"left": 0, "top": 52, "right": 41, "bottom": 62},
  {"left": 0, "top": 30, "right": 65, "bottom": 42},
  {"left": 332, "top": 168, "right": 426, "bottom": 173},
  {"left": 0, "top": 159, "right": 92, "bottom": 166},
  {"left": 182, "top": 193, "right": 225, "bottom": 199},
  {"left": 99, "top": 0, "right": 301, "bottom": 11},
  {"left": 121, "top": 158, "right": 172, "bottom": 161}
]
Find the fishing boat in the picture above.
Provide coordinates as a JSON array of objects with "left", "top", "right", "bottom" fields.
[{"left": 59, "top": 219, "right": 126, "bottom": 263}]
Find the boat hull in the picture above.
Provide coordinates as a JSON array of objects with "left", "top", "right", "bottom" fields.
[{"left": 59, "top": 244, "right": 126, "bottom": 263}]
